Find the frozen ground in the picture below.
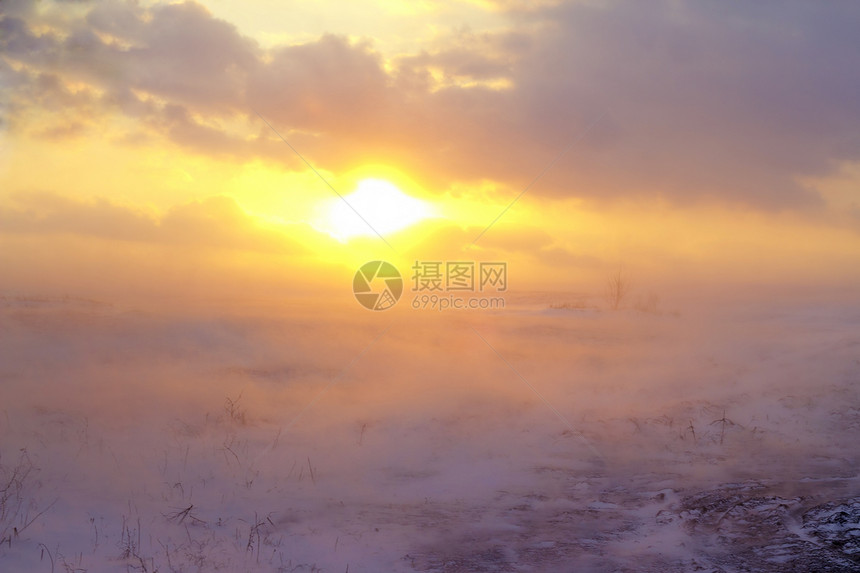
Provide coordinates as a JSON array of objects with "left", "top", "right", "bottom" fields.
[{"left": 1, "top": 292, "right": 859, "bottom": 572}]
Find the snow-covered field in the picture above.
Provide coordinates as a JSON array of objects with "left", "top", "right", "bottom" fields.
[{"left": 1, "top": 292, "right": 859, "bottom": 572}]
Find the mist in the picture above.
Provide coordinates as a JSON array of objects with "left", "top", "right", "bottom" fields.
[{"left": 2, "top": 284, "right": 858, "bottom": 571}]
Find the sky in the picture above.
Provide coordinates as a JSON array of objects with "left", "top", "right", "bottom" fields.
[{"left": 1, "top": 0, "right": 860, "bottom": 302}]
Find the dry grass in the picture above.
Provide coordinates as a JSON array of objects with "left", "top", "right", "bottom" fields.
[{"left": 1, "top": 449, "right": 52, "bottom": 551}]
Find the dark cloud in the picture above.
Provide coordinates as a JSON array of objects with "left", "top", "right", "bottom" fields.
[
  {"left": 395, "top": 27, "right": 520, "bottom": 82},
  {"left": 501, "top": 0, "right": 860, "bottom": 208},
  {"left": 1, "top": 1, "right": 257, "bottom": 113},
  {"left": 0, "top": 0, "right": 35, "bottom": 16},
  {"left": 3, "top": 0, "right": 860, "bottom": 211},
  {"left": 120, "top": 2, "right": 258, "bottom": 111},
  {"left": 248, "top": 35, "right": 391, "bottom": 133}
]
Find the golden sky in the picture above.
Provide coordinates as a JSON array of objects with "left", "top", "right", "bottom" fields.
[{"left": 1, "top": 0, "right": 859, "bottom": 301}]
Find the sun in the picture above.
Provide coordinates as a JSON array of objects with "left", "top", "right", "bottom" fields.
[{"left": 321, "top": 178, "right": 434, "bottom": 241}]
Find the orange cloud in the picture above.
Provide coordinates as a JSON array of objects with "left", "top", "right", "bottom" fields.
[{"left": 0, "top": 192, "right": 306, "bottom": 254}]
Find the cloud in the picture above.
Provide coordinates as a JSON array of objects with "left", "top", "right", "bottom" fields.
[
  {"left": 0, "top": 192, "right": 156, "bottom": 240},
  {"left": 499, "top": 0, "right": 860, "bottom": 208},
  {"left": 159, "top": 195, "right": 304, "bottom": 253},
  {"left": 0, "top": 192, "right": 306, "bottom": 253},
  {"left": 248, "top": 35, "right": 391, "bottom": 133},
  {"left": 1, "top": 1, "right": 257, "bottom": 126},
  {"left": 3, "top": 0, "right": 860, "bottom": 212}
]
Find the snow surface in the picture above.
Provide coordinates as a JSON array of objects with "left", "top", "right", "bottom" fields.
[{"left": 1, "top": 291, "right": 859, "bottom": 572}]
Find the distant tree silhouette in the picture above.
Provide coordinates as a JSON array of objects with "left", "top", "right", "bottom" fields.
[{"left": 605, "top": 267, "right": 630, "bottom": 310}]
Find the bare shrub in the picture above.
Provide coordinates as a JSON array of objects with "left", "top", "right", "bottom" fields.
[{"left": 634, "top": 292, "right": 660, "bottom": 314}]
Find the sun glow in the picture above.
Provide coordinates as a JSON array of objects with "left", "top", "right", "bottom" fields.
[{"left": 322, "top": 178, "right": 434, "bottom": 241}]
